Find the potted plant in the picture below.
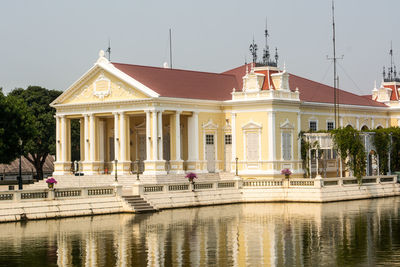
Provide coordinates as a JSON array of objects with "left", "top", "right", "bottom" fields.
[
  {"left": 281, "top": 168, "right": 292, "bottom": 179},
  {"left": 185, "top": 172, "right": 197, "bottom": 183},
  {"left": 46, "top": 177, "right": 57, "bottom": 189}
]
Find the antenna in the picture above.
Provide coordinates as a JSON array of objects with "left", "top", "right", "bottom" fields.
[
  {"left": 327, "top": 0, "right": 343, "bottom": 129},
  {"left": 106, "top": 39, "right": 111, "bottom": 61},
  {"left": 169, "top": 29, "right": 173, "bottom": 69},
  {"left": 390, "top": 41, "right": 393, "bottom": 80}
]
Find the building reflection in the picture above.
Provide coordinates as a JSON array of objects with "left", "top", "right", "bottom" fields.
[{"left": 0, "top": 198, "right": 399, "bottom": 266}]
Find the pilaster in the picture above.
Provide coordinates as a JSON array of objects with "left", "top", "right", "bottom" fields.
[{"left": 186, "top": 111, "right": 200, "bottom": 171}]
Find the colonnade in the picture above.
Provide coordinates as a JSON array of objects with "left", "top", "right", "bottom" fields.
[{"left": 53, "top": 109, "right": 200, "bottom": 176}]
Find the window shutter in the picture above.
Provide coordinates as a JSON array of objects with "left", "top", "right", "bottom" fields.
[
  {"left": 282, "top": 133, "right": 292, "bottom": 160},
  {"left": 246, "top": 132, "right": 259, "bottom": 161}
]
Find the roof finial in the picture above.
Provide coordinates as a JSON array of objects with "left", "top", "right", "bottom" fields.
[
  {"left": 249, "top": 37, "right": 258, "bottom": 64},
  {"left": 106, "top": 38, "right": 111, "bottom": 61},
  {"left": 274, "top": 47, "right": 279, "bottom": 65}
]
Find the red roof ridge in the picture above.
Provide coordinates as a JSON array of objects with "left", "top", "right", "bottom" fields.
[
  {"left": 289, "top": 73, "right": 373, "bottom": 100},
  {"left": 112, "top": 62, "right": 236, "bottom": 78}
]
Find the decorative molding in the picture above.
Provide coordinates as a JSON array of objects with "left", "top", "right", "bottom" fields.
[
  {"left": 202, "top": 119, "right": 218, "bottom": 130},
  {"left": 280, "top": 119, "right": 294, "bottom": 129},
  {"left": 242, "top": 120, "right": 262, "bottom": 130},
  {"left": 93, "top": 72, "right": 111, "bottom": 99}
]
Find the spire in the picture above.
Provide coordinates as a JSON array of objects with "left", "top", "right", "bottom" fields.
[
  {"left": 274, "top": 47, "right": 279, "bottom": 65},
  {"left": 262, "top": 17, "right": 270, "bottom": 66},
  {"left": 383, "top": 42, "right": 400, "bottom": 82},
  {"left": 249, "top": 37, "right": 258, "bottom": 63}
]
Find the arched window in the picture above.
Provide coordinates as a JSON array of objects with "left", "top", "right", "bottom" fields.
[{"left": 361, "top": 125, "right": 369, "bottom": 131}]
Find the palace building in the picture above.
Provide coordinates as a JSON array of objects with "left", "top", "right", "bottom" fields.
[{"left": 51, "top": 48, "right": 400, "bottom": 179}]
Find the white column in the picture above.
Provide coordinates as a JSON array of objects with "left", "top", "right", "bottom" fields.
[
  {"left": 99, "top": 120, "right": 105, "bottom": 163},
  {"left": 152, "top": 111, "right": 158, "bottom": 161},
  {"left": 89, "top": 114, "right": 95, "bottom": 162},
  {"left": 61, "top": 115, "right": 66, "bottom": 162},
  {"left": 119, "top": 112, "right": 126, "bottom": 162},
  {"left": 84, "top": 114, "right": 89, "bottom": 162},
  {"left": 371, "top": 118, "right": 375, "bottom": 129},
  {"left": 113, "top": 112, "right": 119, "bottom": 161},
  {"left": 340, "top": 116, "right": 343, "bottom": 127},
  {"left": 356, "top": 117, "right": 360, "bottom": 130},
  {"left": 297, "top": 112, "right": 301, "bottom": 160},
  {"left": 231, "top": 112, "right": 236, "bottom": 161},
  {"left": 386, "top": 118, "right": 389, "bottom": 128},
  {"left": 268, "top": 111, "right": 276, "bottom": 161},
  {"left": 55, "top": 115, "right": 60, "bottom": 161},
  {"left": 188, "top": 112, "right": 199, "bottom": 161},
  {"left": 145, "top": 111, "right": 151, "bottom": 161},
  {"left": 175, "top": 111, "right": 181, "bottom": 161},
  {"left": 158, "top": 110, "right": 163, "bottom": 160}
]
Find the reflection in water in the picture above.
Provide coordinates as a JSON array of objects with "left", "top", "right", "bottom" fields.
[{"left": 0, "top": 197, "right": 400, "bottom": 266}]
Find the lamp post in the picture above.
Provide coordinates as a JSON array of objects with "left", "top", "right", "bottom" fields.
[
  {"left": 136, "top": 160, "right": 140, "bottom": 181},
  {"left": 18, "top": 139, "right": 23, "bottom": 190},
  {"left": 114, "top": 159, "right": 118, "bottom": 182},
  {"left": 235, "top": 157, "right": 239, "bottom": 177}
]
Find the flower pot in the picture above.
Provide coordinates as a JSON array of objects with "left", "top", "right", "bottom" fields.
[{"left": 48, "top": 183, "right": 54, "bottom": 189}]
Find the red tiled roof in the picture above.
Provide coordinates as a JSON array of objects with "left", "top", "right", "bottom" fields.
[
  {"left": 112, "top": 63, "right": 238, "bottom": 101},
  {"left": 113, "top": 62, "right": 387, "bottom": 107},
  {"left": 224, "top": 64, "right": 387, "bottom": 107},
  {"left": 289, "top": 74, "right": 387, "bottom": 107}
]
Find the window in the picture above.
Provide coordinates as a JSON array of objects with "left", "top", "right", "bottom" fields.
[
  {"left": 225, "top": 134, "right": 232, "bottom": 145},
  {"left": 309, "top": 121, "right": 317, "bottom": 132},
  {"left": 327, "top": 121, "right": 334, "bottom": 131},
  {"left": 206, "top": 134, "right": 214, "bottom": 145},
  {"left": 246, "top": 132, "right": 259, "bottom": 161},
  {"left": 282, "top": 132, "right": 292, "bottom": 160}
]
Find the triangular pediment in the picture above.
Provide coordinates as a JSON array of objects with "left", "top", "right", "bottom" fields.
[
  {"left": 202, "top": 119, "right": 218, "bottom": 130},
  {"left": 60, "top": 70, "right": 150, "bottom": 105},
  {"left": 280, "top": 119, "right": 294, "bottom": 129},
  {"left": 51, "top": 52, "right": 159, "bottom": 106},
  {"left": 242, "top": 121, "right": 262, "bottom": 129}
]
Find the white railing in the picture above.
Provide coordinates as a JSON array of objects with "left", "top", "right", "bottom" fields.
[
  {"left": 0, "top": 186, "right": 122, "bottom": 202},
  {"left": 322, "top": 175, "right": 396, "bottom": 187},
  {"left": 241, "top": 175, "right": 397, "bottom": 189},
  {"left": 137, "top": 180, "right": 239, "bottom": 195}
]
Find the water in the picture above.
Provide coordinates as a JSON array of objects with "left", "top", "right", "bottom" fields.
[{"left": 0, "top": 197, "right": 400, "bottom": 267}]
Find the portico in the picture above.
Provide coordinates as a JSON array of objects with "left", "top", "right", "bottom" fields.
[{"left": 53, "top": 108, "right": 197, "bottom": 176}]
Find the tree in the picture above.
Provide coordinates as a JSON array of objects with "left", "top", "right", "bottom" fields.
[
  {"left": 8, "top": 86, "right": 62, "bottom": 179},
  {"left": 0, "top": 89, "right": 33, "bottom": 164},
  {"left": 331, "top": 127, "right": 366, "bottom": 182}
]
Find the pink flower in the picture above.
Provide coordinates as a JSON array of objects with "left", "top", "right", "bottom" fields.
[
  {"left": 281, "top": 169, "right": 292, "bottom": 176},
  {"left": 185, "top": 172, "right": 197, "bottom": 179},
  {"left": 46, "top": 177, "right": 57, "bottom": 184}
]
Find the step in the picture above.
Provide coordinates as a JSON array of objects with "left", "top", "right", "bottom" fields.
[{"left": 122, "top": 195, "right": 156, "bottom": 213}]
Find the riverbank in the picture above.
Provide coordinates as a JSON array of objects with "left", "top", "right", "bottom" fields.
[{"left": 0, "top": 175, "right": 399, "bottom": 223}]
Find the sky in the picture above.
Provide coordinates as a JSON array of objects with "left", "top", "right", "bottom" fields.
[{"left": 1, "top": 0, "right": 399, "bottom": 96}]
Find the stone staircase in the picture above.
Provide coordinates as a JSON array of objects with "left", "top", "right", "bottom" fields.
[{"left": 122, "top": 195, "right": 156, "bottom": 213}]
